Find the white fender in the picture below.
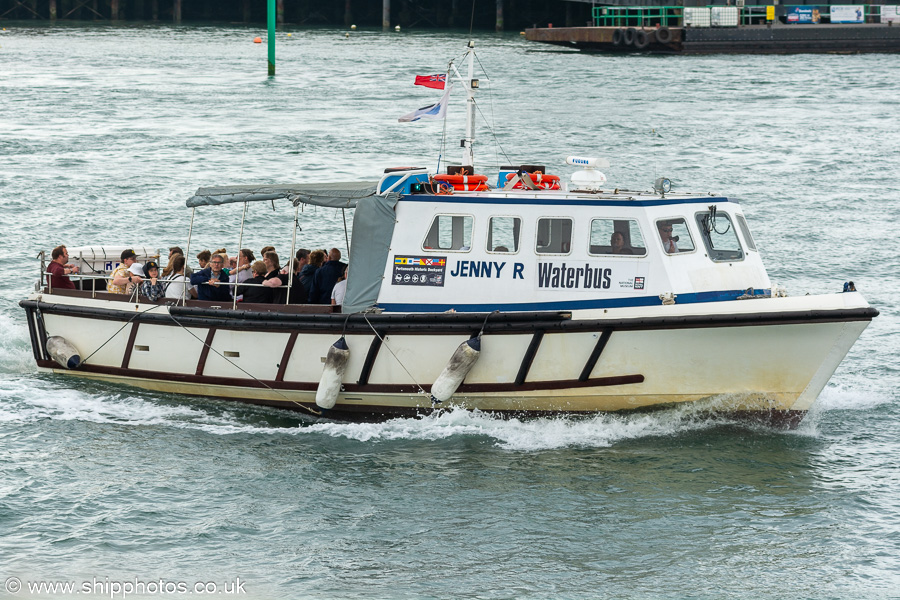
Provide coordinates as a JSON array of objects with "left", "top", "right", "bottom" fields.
[
  {"left": 431, "top": 336, "right": 481, "bottom": 404},
  {"left": 46, "top": 336, "right": 82, "bottom": 369},
  {"left": 316, "top": 337, "right": 350, "bottom": 409}
]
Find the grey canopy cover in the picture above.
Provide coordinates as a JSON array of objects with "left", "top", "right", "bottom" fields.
[{"left": 186, "top": 183, "right": 400, "bottom": 313}]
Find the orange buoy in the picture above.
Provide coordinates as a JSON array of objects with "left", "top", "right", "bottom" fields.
[
  {"left": 433, "top": 173, "right": 489, "bottom": 192},
  {"left": 253, "top": 36, "right": 262, "bottom": 44}
]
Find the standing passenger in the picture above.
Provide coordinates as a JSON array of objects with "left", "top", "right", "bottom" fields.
[
  {"left": 47, "top": 245, "right": 79, "bottom": 290},
  {"left": 309, "top": 248, "right": 345, "bottom": 304},
  {"left": 300, "top": 249, "right": 324, "bottom": 298}
]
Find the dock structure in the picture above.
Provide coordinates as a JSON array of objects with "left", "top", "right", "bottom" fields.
[
  {"left": 527, "top": 3, "right": 900, "bottom": 54},
  {"left": 0, "top": 0, "right": 590, "bottom": 30}
]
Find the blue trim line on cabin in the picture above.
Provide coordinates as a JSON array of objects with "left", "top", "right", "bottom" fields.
[
  {"left": 377, "top": 288, "right": 771, "bottom": 313},
  {"left": 398, "top": 195, "right": 735, "bottom": 207}
]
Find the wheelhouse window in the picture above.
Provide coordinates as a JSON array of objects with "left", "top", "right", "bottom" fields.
[
  {"left": 656, "top": 218, "right": 695, "bottom": 254},
  {"left": 736, "top": 214, "right": 756, "bottom": 252},
  {"left": 536, "top": 218, "right": 572, "bottom": 254},
  {"left": 589, "top": 218, "right": 647, "bottom": 256},
  {"left": 487, "top": 216, "right": 521, "bottom": 253},
  {"left": 695, "top": 209, "right": 744, "bottom": 262},
  {"left": 423, "top": 214, "right": 473, "bottom": 252}
]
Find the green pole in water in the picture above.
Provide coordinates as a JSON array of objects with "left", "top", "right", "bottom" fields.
[{"left": 267, "top": 0, "right": 276, "bottom": 76}]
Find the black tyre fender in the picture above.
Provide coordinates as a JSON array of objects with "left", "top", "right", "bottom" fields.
[
  {"left": 623, "top": 27, "right": 636, "bottom": 46},
  {"left": 634, "top": 29, "right": 650, "bottom": 49},
  {"left": 656, "top": 26, "right": 672, "bottom": 44},
  {"left": 612, "top": 28, "right": 624, "bottom": 46}
]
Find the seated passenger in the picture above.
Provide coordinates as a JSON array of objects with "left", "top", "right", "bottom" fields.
[
  {"left": 107, "top": 249, "right": 142, "bottom": 294},
  {"left": 196, "top": 249, "right": 211, "bottom": 270},
  {"left": 261, "top": 251, "right": 287, "bottom": 304},
  {"left": 190, "top": 254, "right": 231, "bottom": 302},
  {"left": 610, "top": 232, "right": 633, "bottom": 255},
  {"left": 229, "top": 249, "right": 255, "bottom": 301},
  {"left": 263, "top": 256, "right": 308, "bottom": 304},
  {"left": 47, "top": 245, "right": 78, "bottom": 290},
  {"left": 140, "top": 261, "right": 166, "bottom": 301},
  {"left": 237, "top": 261, "right": 273, "bottom": 304},
  {"left": 331, "top": 265, "right": 348, "bottom": 309},
  {"left": 658, "top": 221, "right": 679, "bottom": 254},
  {"left": 164, "top": 255, "right": 197, "bottom": 300},
  {"left": 162, "top": 246, "right": 186, "bottom": 278}
]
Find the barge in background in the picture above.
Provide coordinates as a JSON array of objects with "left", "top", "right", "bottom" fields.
[
  {"left": 527, "top": 3, "right": 900, "bottom": 54},
  {"left": 19, "top": 42, "right": 878, "bottom": 425}
]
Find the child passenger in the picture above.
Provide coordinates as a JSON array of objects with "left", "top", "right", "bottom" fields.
[{"left": 140, "top": 261, "right": 166, "bottom": 301}]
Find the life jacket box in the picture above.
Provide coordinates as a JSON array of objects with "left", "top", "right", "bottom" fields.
[{"left": 64, "top": 246, "right": 159, "bottom": 291}]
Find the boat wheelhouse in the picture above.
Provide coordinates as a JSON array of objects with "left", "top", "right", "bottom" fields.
[{"left": 19, "top": 43, "right": 877, "bottom": 425}]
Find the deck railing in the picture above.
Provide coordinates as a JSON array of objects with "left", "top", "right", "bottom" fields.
[{"left": 591, "top": 4, "right": 883, "bottom": 28}]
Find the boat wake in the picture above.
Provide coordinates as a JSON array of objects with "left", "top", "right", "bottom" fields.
[{"left": 0, "top": 379, "right": 840, "bottom": 450}]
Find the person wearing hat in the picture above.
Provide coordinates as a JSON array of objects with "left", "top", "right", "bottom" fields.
[
  {"left": 107, "top": 249, "right": 142, "bottom": 294},
  {"left": 139, "top": 261, "right": 165, "bottom": 302}
]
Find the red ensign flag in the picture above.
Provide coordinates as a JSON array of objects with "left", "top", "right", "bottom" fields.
[{"left": 414, "top": 74, "right": 447, "bottom": 90}]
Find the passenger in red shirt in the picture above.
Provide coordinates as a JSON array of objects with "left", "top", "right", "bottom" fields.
[{"left": 47, "top": 245, "right": 78, "bottom": 290}]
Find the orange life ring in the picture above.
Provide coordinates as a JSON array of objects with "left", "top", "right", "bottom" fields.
[
  {"left": 433, "top": 173, "right": 489, "bottom": 192},
  {"left": 505, "top": 172, "right": 561, "bottom": 190}
]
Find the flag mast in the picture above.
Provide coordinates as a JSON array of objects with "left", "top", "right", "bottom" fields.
[{"left": 462, "top": 41, "right": 476, "bottom": 169}]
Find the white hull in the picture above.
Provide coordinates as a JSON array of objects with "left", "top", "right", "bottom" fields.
[{"left": 22, "top": 290, "right": 875, "bottom": 423}]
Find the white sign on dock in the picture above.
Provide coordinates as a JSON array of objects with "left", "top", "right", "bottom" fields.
[
  {"left": 881, "top": 5, "right": 900, "bottom": 23},
  {"left": 831, "top": 5, "right": 865, "bottom": 23}
]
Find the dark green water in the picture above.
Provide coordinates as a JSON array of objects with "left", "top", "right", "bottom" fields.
[{"left": 0, "top": 24, "right": 897, "bottom": 599}]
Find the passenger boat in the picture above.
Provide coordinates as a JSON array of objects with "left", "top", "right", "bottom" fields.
[{"left": 19, "top": 42, "right": 877, "bottom": 426}]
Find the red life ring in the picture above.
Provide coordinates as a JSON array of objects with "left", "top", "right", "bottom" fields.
[
  {"left": 433, "top": 173, "right": 489, "bottom": 192},
  {"left": 505, "top": 172, "right": 562, "bottom": 190}
]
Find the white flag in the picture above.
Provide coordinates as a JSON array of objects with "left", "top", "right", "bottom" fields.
[{"left": 398, "top": 87, "right": 451, "bottom": 122}]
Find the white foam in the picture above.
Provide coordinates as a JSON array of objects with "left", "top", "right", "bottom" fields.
[
  {"left": 816, "top": 380, "right": 892, "bottom": 412},
  {"left": 0, "top": 312, "right": 34, "bottom": 374},
  {"left": 4, "top": 371, "right": 876, "bottom": 448},
  {"left": 300, "top": 406, "right": 729, "bottom": 451}
]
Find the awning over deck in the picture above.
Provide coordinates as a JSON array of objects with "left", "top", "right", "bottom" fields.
[
  {"left": 186, "top": 182, "right": 396, "bottom": 209},
  {"left": 186, "top": 183, "right": 400, "bottom": 314}
]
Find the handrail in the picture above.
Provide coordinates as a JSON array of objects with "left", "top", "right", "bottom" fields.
[{"left": 42, "top": 270, "right": 283, "bottom": 290}]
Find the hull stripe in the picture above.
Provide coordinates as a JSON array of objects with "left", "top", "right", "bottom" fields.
[
  {"left": 195, "top": 328, "right": 216, "bottom": 376},
  {"left": 515, "top": 330, "right": 544, "bottom": 386},
  {"left": 37, "top": 360, "right": 644, "bottom": 394},
  {"left": 580, "top": 328, "right": 614, "bottom": 382}
]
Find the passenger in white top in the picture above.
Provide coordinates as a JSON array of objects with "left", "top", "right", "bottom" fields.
[
  {"left": 331, "top": 266, "right": 348, "bottom": 308},
  {"left": 229, "top": 249, "right": 255, "bottom": 302},
  {"left": 164, "top": 255, "right": 197, "bottom": 300}
]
